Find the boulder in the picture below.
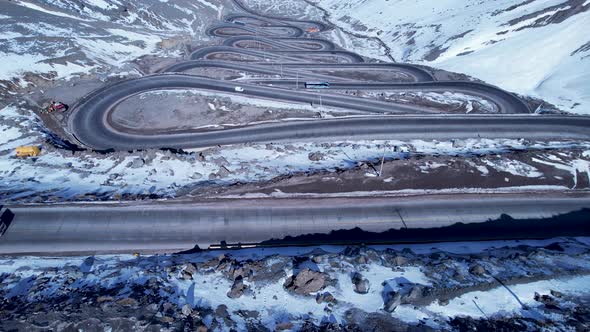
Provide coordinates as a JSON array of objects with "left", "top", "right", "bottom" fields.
[
  {"left": 402, "top": 285, "right": 425, "bottom": 303},
  {"left": 384, "top": 292, "right": 402, "bottom": 312},
  {"left": 316, "top": 292, "right": 337, "bottom": 304},
  {"left": 351, "top": 272, "right": 370, "bottom": 294},
  {"left": 227, "top": 276, "right": 247, "bottom": 298},
  {"left": 217, "top": 166, "right": 231, "bottom": 177},
  {"left": 308, "top": 152, "right": 325, "bottom": 162},
  {"left": 283, "top": 268, "right": 327, "bottom": 295},
  {"left": 96, "top": 296, "right": 114, "bottom": 303},
  {"left": 468, "top": 264, "right": 486, "bottom": 276},
  {"left": 276, "top": 322, "right": 294, "bottom": 331},
  {"left": 534, "top": 292, "right": 560, "bottom": 310},
  {"left": 181, "top": 263, "right": 198, "bottom": 280},
  {"left": 116, "top": 297, "right": 137, "bottom": 307},
  {"left": 390, "top": 255, "right": 407, "bottom": 266},
  {"left": 181, "top": 304, "right": 192, "bottom": 317},
  {"left": 131, "top": 158, "right": 145, "bottom": 168}
]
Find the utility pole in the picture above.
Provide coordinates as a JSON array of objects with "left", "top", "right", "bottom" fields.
[
  {"left": 378, "top": 146, "right": 386, "bottom": 177},
  {"left": 533, "top": 102, "right": 544, "bottom": 114}
]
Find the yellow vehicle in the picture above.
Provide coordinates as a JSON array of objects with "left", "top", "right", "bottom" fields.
[{"left": 15, "top": 146, "right": 41, "bottom": 158}]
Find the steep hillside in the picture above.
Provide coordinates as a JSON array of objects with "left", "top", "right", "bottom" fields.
[
  {"left": 310, "top": 0, "right": 590, "bottom": 114},
  {"left": 0, "top": 0, "right": 225, "bottom": 101}
]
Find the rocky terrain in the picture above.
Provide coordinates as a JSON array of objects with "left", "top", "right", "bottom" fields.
[
  {"left": 3, "top": 102, "right": 590, "bottom": 203},
  {"left": 248, "top": 0, "right": 590, "bottom": 114},
  {"left": 1, "top": 238, "right": 590, "bottom": 331}
]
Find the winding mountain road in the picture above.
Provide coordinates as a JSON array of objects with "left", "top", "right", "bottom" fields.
[
  {"left": 66, "top": 7, "right": 583, "bottom": 150},
  {"left": 64, "top": 0, "right": 585, "bottom": 150}
]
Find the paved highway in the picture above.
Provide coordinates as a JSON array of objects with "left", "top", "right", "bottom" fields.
[{"left": 1, "top": 194, "right": 589, "bottom": 255}]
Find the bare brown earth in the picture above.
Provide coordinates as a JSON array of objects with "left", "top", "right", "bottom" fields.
[
  {"left": 191, "top": 149, "right": 590, "bottom": 197},
  {"left": 108, "top": 90, "right": 360, "bottom": 133}
]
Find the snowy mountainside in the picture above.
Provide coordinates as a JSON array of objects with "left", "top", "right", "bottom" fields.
[
  {"left": 0, "top": 0, "right": 225, "bottom": 93},
  {"left": 310, "top": 0, "right": 590, "bottom": 114}
]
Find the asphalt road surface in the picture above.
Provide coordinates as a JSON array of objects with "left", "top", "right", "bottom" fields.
[{"left": 1, "top": 194, "right": 589, "bottom": 255}]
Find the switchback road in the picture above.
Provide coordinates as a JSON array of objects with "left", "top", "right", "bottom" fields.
[{"left": 66, "top": 1, "right": 558, "bottom": 151}]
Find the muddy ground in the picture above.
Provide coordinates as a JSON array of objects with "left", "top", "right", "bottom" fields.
[{"left": 190, "top": 148, "right": 590, "bottom": 198}]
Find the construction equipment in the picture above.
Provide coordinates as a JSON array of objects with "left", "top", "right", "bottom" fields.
[
  {"left": 15, "top": 146, "right": 41, "bottom": 158},
  {"left": 307, "top": 27, "right": 320, "bottom": 33},
  {"left": 42, "top": 101, "right": 69, "bottom": 114}
]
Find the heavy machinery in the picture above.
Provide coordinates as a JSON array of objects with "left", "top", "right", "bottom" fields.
[
  {"left": 15, "top": 146, "right": 40, "bottom": 158},
  {"left": 42, "top": 101, "right": 69, "bottom": 114}
]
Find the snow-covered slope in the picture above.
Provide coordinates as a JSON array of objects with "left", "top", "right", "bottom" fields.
[
  {"left": 0, "top": 0, "right": 224, "bottom": 89},
  {"left": 312, "top": 0, "right": 590, "bottom": 114}
]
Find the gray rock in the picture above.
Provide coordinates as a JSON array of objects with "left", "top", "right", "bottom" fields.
[
  {"left": 181, "top": 263, "right": 198, "bottom": 280},
  {"left": 311, "top": 255, "right": 324, "bottom": 264},
  {"left": 181, "top": 304, "right": 192, "bottom": 317},
  {"left": 276, "top": 322, "right": 294, "bottom": 331},
  {"left": 316, "top": 291, "right": 337, "bottom": 304},
  {"left": 308, "top": 152, "right": 325, "bottom": 161},
  {"left": 402, "top": 285, "right": 424, "bottom": 303},
  {"left": 227, "top": 276, "right": 247, "bottom": 298},
  {"left": 345, "top": 308, "right": 410, "bottom": 332},
  {"left": 131, "top": 158, "right": 145, "bottom": 168},
  {"left": 438, "top": 298, "right": 450, "bottom": 306},
  {"left": 351, "top": 272, "right": 370, "bottom": 294},
  {"left": 534, "top": 292, "right": 560, "bottom": 309},
  {"left": 217, "top": 165, "right": 231, "bottom": 177},
  {"left": 469, "top": 264, "right": 486, "bottom": 276},
  {"left": 283, "top": 268, "right": 327, "bottom": 295},
  {"left": 384, "top": 292, "right": 402, "bottom": 312},
  {"left": 229, "top": 265, "right": 247, "bottom": 280}
]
